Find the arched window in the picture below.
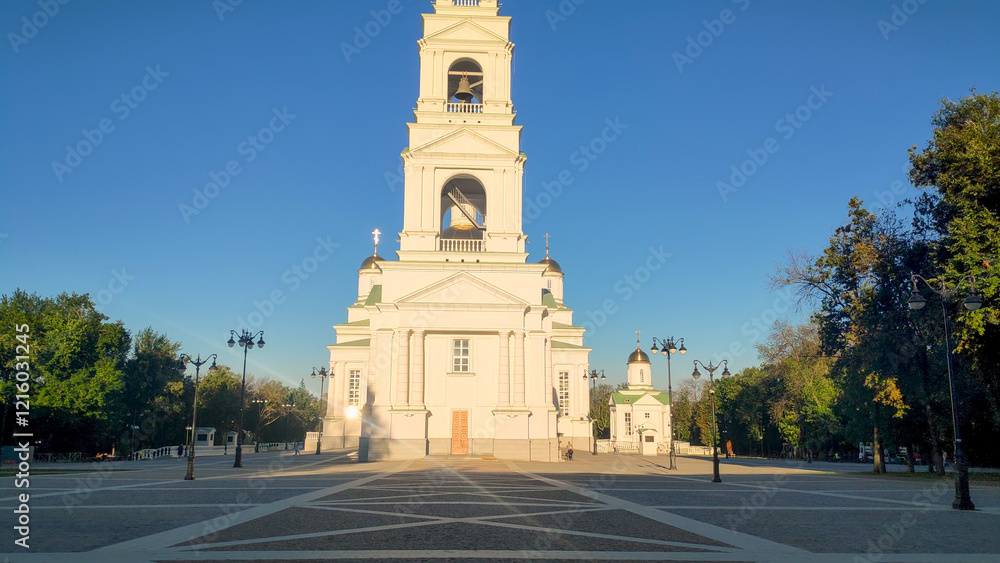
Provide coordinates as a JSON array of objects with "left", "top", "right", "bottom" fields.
[
  {"left": 639, "top": 369, "right": 644, "bottom": 383},
  {"left": 448, "top": 59, "right": 484, "bottom": 106},
  {"left": 547, "top": 279, "right": 552, "bottom": 289}
]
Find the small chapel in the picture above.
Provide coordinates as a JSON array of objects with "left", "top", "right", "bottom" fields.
[
  {"left": 608, "top": 334, "right": 673, "bottom": 455},
  {"left": 320, "top": 0, "right": 592, "bottom": 462}
]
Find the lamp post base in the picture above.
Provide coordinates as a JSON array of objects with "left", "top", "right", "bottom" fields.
[
  {"left": 184, "top": 454, "right": 196, "bottom": 480},
  {"left": 712, "top": 450, "right": 722, "bottom": 483},
  {"left": 952, "top": 448, "right": 975, "bottom": 510},
  {"left": 233, "top": 445, "right": 243, "bottom": 468}
]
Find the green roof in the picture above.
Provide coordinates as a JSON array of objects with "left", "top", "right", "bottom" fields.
[
  {"left": 331, "top": 338, "right": 370, "bottom": 347},
  {"left": 551, "top": 340, "right": 590, "bottom": 350},
  {"left": 342, "top": 319, "right": 370, "bottom": 326},
  {"left": 542, "top": 289, "right": 558, "bottom": 309},
  {"left": 364, "top": 285, "right": 382, "bottom": 306},
  {"left": 552, "top": 322, "right": 582, "bottom": 329},
  {"left": 611, "top": 391, "right": 670, "bottom": 405}
]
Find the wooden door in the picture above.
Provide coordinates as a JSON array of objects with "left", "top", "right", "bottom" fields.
[{"left": 451, "top": 410, "right": 468, "bottom": 455}]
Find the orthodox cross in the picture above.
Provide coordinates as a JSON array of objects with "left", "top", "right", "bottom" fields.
[
  {"left": 636, "top": 329, "right": 641, "bottom": 348},
  {"left": 544, "top": 233, "right": 550, "bottom": 257},
  {"left": 372, "top": 228, "right": 381, "bottom": 255}
]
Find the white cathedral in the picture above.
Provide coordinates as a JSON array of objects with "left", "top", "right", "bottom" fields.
[{"left": 321, "top": 0, "right": 592, "bottom": 462}]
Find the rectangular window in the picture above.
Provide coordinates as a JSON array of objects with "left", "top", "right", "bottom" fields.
[
  {"left": 558, "top": 371, "right": 570, "bottom": 414},
  {"left": 625, "top": 412, "right": 632, "bottom": 435},
  {"left": 453, "top": 339, "right": 470, "bottom": 372},
  {"left": 644, "top": 412, "right": 650, "bottom": 419},
  {"left": 348, "top": 369, "right": 361, "bottom": 405}
]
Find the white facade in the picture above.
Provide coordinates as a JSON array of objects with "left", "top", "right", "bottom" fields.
[
  {"left": 609, "top": 340, "right": 672, "bottom": 456},
  {"left": 323, "top": 0, "right": 591, "bottom": 462}
]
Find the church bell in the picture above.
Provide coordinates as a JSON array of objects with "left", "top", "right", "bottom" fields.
[{"left": 454, "top": 75, "right": 475, "bottom": 103}]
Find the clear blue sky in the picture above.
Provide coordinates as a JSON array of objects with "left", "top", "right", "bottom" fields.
[{"left": 2, "top": 0, "right": 998, "bottom": 393}]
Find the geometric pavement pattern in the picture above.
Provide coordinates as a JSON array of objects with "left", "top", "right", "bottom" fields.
[{"left": 3, "top": 452, "right": 999, "bottom": 562}]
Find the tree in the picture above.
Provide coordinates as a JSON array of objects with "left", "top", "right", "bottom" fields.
[
  {"left": 909, "top": 91, "right": 1000, "bottom": 464},
  {"left": 197, "top": 365, "right": 241, "bottom": 445},
  {"left": 589, "top": 383, "right": 613, "bottom": 439},
  {"left": 1, "top": 291, "right": 132, "bottom": 454}
]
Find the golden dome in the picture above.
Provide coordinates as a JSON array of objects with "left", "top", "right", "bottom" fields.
[
  {"left": 628, "top": 348, "right": 651, "bottom": 363},
  {"left": 359, "top": 253, "right": 385, "bottom": 271},
  {"left": 538, "top": 256, "right": 563, "bottom": 275}
]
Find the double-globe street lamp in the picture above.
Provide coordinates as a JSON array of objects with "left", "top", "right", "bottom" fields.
[
  {"left": 311, "top": 367, "right": 333, "bottom": 454},
  {"left": 178, "top": 353, "right": 217, "bottom": 480},
  {"left": 692, "top": 359, "right": 730, "bottom": 483},
  {"left": 649, "top": 336, "right": 686, "bottom": 470},
  {"left": 908, "top": 273, "right": 983, "bottom": 511},
  {"left": 228, "top": 329, "right": 265, "bottom": 468},
  {"left": 584, "top": 369, "right": 605, "bottom": 455}
]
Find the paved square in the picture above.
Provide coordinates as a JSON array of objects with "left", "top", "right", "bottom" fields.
[{"left": 2, "top": 451, "right": 998, "bottom": 562}]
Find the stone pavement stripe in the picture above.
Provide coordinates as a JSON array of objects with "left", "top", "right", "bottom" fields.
[
  {"left": 647, "top": 505, "right": 961, "bottom": 511},
  {"left": 508, "top": 461, "right": 808, "bottom": 556},
  {"left": 94, "top": 459, "right": 412, "bottom": 554},
  {"left": 0, "top": 452, "right": 352, "bottom": 503},
  {"left": 12, "top": 549, "right": 995, "bottom": 562},
  {"left": 658, "top": 472, "right": 947, "bottom": 509}
]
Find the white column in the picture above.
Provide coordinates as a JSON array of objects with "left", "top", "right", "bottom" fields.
[
  {"left": 411, "top": 330, "right": 425, "bottom": 406},
  {"left": 513, "top": 331, "right": 525, "bottom": 406},
  {"left": 498, "top": 331, "right": 510, "bottom": 406},
  {"left": 396, "top": 330, "right": 410, "bottom": 405}
]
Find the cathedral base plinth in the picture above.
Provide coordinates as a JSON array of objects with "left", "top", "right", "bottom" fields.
[{"left": 358, "top": 438, "right": 428, "bottom": 462}]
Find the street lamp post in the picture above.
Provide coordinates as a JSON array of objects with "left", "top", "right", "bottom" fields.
[
  {"left": 650, "top": 336, "right": 686, "bottom": 470},
  {"left": 179, "top": 353, "right": 217, "bottom": 480},
  {"left": 228, "top": 329, "right": 265, "bottom": 468},
  {"left": 692, "top": 359, "right": 730, "bottom": 483},
  {"left": 908, "top": 273, "right": 983, "bottom": 511},
  {"left": 311, "top": 367, "right": 332, "bottom": 454},
  {"left": 584, "top": 369, "right": 605, "bottom": 455}
]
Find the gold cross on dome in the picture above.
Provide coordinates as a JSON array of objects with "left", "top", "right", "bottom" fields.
[
  {"left": 543, "top": 233, "right": 550, "bottom": 257},
  {"left": 636, "top": 329, "right": 641, "bottom": 348},
  {"left": 372, "top": 228, "right": 381, "bottom": 254}
]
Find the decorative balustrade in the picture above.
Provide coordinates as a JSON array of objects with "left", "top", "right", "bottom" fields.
[
  {"left": 440, "top": 238, "right": 484, "bottom": 252},
  {"left": 451, "top": 0, "right": 480, "bottom": 6},
  {"left": 446, "top": 102, "right": 483, "bottom": 114}
]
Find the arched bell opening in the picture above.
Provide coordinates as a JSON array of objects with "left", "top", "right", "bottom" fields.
[
  {"left": 440, "top": 175, "right": 487, "bottom": 242},
  {"left": 448, "top": 59, "right": 484, "bottom": 105}
]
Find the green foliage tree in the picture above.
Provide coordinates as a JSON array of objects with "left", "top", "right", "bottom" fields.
[
  {"left": 197, "top": 365, "right": 242, "bottom": 445},
  {"left": 589, "top": 383, "right": 613, "bottom": 439},
  {"left": 1, "top": 291, "right": 131, "bottom": 454}
]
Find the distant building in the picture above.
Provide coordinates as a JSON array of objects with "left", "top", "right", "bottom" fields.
[{"left": 609, "top": 335, "right": 672, "bottom": 455}]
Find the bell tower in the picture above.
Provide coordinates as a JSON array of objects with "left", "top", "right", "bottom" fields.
[{"left": 397, "top": 0, "right": 527, "bottom": 263}]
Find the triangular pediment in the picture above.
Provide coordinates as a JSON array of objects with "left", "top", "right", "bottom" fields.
[
  {"left": 397, "top": 271, "right": 528, "bottom": 307},
  {"left": 410, "top": 128, "right": 517, "bottom": 157},
  {"left": 425, "top": 20, "right": 508, "bottom": 44}
]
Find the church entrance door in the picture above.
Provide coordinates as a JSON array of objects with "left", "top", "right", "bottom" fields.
[{"left": 451, "top": 410, "right": 468, "bottom": 455}]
